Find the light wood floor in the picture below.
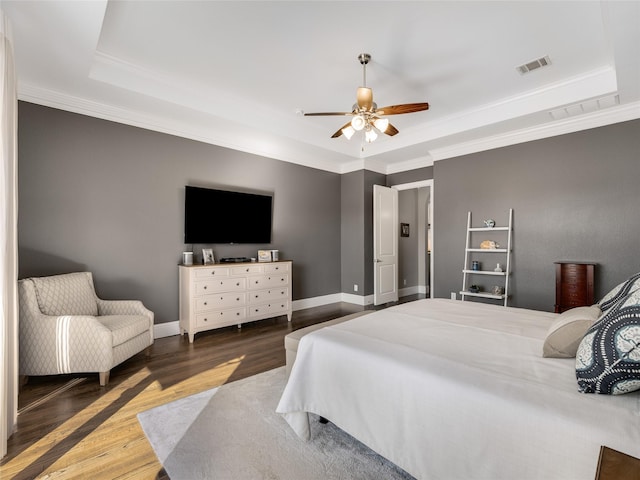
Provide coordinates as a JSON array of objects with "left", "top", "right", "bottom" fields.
[{"left": 1, "top": 297, "right": 421, "bottom": 480}]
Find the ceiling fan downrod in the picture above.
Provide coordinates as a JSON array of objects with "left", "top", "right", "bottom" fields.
[{"left": 358, "top": 53, "right": 371, "bottom": 87}]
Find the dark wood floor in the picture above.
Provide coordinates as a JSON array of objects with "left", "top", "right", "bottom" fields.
[{"left": 1, "top": 295, "right": 423, "bottom": 480}]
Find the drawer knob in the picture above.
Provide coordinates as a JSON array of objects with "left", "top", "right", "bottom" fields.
[
  {"left": 236, "top": 297, "right": 240, "bottom": 301},
  {"left": 236, "top": 312, "right": 240, "bottom": 316},
  {"left": 203, "top": 286, "right": 207, "bottom": 290},
  {"left": 204, "top": 302, "right": 208, "bottom": 305},
  {"left": 211, "top": 271, "right": 215, "bottom": 275},
  {"left": 204, "top": 318, "right": 208, "bottom": 322}
]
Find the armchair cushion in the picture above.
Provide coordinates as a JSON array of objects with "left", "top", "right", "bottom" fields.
[
  {"left": 32, "top": 272, "right": 98, "bottom": 316},
  {"left": 100, "top": 315, "right": 152, "bottom": 347}
]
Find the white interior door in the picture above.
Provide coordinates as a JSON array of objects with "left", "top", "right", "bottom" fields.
[{"left": 374, "top": 185, "right": 399, "bottom": 305}]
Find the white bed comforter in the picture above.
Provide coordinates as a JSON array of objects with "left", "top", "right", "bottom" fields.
[{"left": 276, "top": 299, "right": 640, "bottom": 480}]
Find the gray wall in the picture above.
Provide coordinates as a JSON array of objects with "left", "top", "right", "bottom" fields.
[
  {"left": 340, "top": 169, "right": 385, "bottom": 297},
  {"left": 387, "top": 166, "right": 433, "bottom": 186},
  {"left": 18, "top": 102, "right": 342, "bottom": 324},
  {"left": 18, "top": 101, "right": 640, "bottom": 319},
  {"left": 433, "top": 119, "right": 640, "bottom": 311}
]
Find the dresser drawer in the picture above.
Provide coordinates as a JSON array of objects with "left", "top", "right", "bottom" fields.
[
  {"left": 231, "top": 265, "right": 263, "bottom": 275},
  {"left": 195, "top": 292, "right": 246, "bottom": 312},
  {"left": 195, "top": 277, "right": 246, "bottom": 295},
  {"left": 248, "top": 301, "right": 289, "bottom": 318},
  {"left": 248, "top": 287, "right": 289, "bottom": 304},
  {"left": 196, "top": 307, "right": 246, "bottom": 327},
  {"left": 264, "top": 263, "right": 289, "bottom": 274},
  {"left": 194, "top": 267, "right": 230, "bottom": 278},
  {"left": 248, "top": 274, "right": 289, "bottom": 290}
]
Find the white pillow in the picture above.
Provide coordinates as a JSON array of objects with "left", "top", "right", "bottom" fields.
[{"left": 542, "top": 306, "right": 601, "bottom": 358}]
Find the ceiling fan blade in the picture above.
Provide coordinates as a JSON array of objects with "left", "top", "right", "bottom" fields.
[
  {"left": 304, "top": 112, "right": 353, "bottom": 116},
  {"left": 331, "top": 121, "right": 353, "bottom": 138},
  {"left": 356, "top": 87, "right": 374, "bottom": 111},
  {"left": 383, "top": 123, "right": 399, "bottom": 136},
  {"left": 376, "top": 103, "right": 429, "bottom": 115}
]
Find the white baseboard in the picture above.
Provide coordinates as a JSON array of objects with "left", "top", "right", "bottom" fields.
[
  {"left": 154, "top": 291, "right": 375, "bottom": 339},
  {"left": 340, "top": 292, "right": 374, "bottom": 306},
  {"left": 154, "top": 321, "right": 181, "bottom": 339},
  {"left": 291, "top": 293, "right": 343, "bottom": 311}
]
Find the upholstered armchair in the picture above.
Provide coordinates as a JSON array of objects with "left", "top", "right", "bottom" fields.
[{"left": 18, "top": 272, "right": 154, "bottom": 386}]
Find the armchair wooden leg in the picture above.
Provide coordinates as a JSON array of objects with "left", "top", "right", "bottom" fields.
[
  {"left": 145, "top": 346, "right": 152, "bottom": 358},
  {"left": 99, "top": 371, "right": 110, "bottom": 387}
]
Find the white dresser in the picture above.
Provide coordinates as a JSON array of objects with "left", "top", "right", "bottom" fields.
[{"left": 178, "top": 261, "right": 292, "bottom": 343}]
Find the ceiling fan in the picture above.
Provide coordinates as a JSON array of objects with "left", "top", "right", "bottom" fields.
[{"left": 304, "top": 53, "right": 429, "bottom": 143}]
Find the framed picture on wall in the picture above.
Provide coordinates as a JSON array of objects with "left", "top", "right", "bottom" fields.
[
  {"left": 202, "top": 248, "right": 215, "bottom": 265},
  {"left": 401, "top": 223, "right": 410, "bottom": 237}
]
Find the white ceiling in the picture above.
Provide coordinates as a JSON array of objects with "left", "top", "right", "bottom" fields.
[{"left": 3, "top": 1, "right": 639, "bottom": 174}]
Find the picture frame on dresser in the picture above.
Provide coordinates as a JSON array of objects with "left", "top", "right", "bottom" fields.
[{"left": 202, "top": 248, "right": 214, "bottom": 265}]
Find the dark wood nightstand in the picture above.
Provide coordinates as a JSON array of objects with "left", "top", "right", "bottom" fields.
[
  {"left": 554, "top": 261, "right": 596, "bottom": 313},
  {"left": 595, "top": 446, "right": 640, "bottom": 480}
]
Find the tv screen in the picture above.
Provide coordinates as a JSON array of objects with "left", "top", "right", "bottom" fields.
[{"left": 184, "top": 186, "right": 272, "bottom": 244}]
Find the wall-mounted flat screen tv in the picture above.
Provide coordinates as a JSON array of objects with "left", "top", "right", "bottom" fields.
[{"left": 184, "top": 186, "right": 272, "bottom": 244}]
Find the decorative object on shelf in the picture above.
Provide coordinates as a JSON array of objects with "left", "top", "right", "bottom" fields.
[
  {"left": 492, "top": 285, "right": 504, "bottom": 296},
  {"left": 182, "top": 251, "right": 194, "bottom": 266},
  {"left": 471, "top": 261, "right": 481, "bottom": 271},
  {"left": 484, "top": 219, "right": 496, "bottom": 228},
  {"left": 494, "top": 263, "right": 503, "bottom": 272},
  {"left": 400, "top": 223, "right": 410, "bottom": 237},
  {"left": 271, "top": 250, "right": 279, "bottom": 261},
  {"left": 202, "top": 248, "right": 214, "bottom": 265},
  {"left": 258, "top": 250, "right": 272, "bottom": 262},
  {"left": 480, "top": 240, "right": 499, "bottom": 249},
  {"left": 469, "top": 285, "right": 481, "bottom": 293}
]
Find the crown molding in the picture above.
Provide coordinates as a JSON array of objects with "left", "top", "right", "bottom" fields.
[
  {"left": 431, "top": 101, "right": 640, "bottom": 162},
  {"left": 385, "top": 156, "right": 434, "bottom": 175}
]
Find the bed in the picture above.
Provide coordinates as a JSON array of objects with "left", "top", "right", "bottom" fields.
[{"left": 276, "top": 299, "right": 640, "bottom": 480}]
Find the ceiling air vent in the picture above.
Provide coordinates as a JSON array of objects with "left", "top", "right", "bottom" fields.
[{"left": 516, "top": 55, "right": 551, "bottom": 75}]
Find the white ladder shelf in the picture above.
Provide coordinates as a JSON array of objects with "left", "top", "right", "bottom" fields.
[{"left": 460, "top": 209, "right": 513, "bottom": 306}]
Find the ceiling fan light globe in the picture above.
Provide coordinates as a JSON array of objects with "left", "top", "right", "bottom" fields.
[
  {"left": 342, "top": 125, "right": 355, "bottom": 140},
  {"left": 373, "top": 118, "right": 389, "bottom": 133},
  {"left": 365, "top": 128, "right": 378, "bottom": 143},
  {"left": 351, "top": 115, "right": 366, "bottom": 131}
]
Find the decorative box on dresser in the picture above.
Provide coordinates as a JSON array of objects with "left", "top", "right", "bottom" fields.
[
  {"left": 554, "top": 261, "right": 596, "bottom": 313},
  {"left": 179, "top": 260, "right": 292, "bottom": 343}
]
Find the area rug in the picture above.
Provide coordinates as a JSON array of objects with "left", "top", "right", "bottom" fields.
[{"left": 137, "top": 367, "right": 414, "bottom": 479}]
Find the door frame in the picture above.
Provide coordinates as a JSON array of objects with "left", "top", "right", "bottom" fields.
[{"left": 392, "top": 179, "right": 434, "bottom": 298}]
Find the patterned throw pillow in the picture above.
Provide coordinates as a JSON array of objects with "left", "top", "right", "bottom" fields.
[
  {"left": 576, "top": 289, "right": 640, "bottom": 395},
  {"left": 598, "top": 272, "right": 640, "bottom": 314}
]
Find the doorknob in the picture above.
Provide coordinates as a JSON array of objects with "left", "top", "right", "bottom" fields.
[{"left": 375, "top": 259, "right": 383, "bottom": 263}]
